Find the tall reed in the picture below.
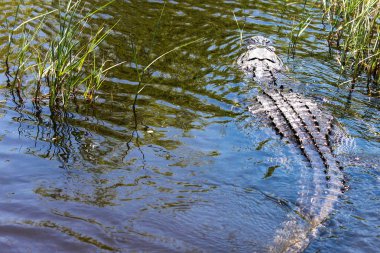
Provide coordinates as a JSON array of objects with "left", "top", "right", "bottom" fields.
[
  {"left": 288, "top": 15, "right": 312, "bottom": 56},
  {"left": 322, "top": 0, "right": 380, "bottom": 87},
  {"left": 5, "top": 0, "right": 121, "bottom": 106}
]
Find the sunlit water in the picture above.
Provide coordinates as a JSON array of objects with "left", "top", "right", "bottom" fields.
[{"left": 0, "top": 0, "right": 379, "bottom": 252}]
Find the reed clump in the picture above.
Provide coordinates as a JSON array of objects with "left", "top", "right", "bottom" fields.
[
  {"left": 5, "top": 0, "right": 121, "bottom": 106},
  {"left": 322, "top": 0, "right": 380, "bottom": 87}
]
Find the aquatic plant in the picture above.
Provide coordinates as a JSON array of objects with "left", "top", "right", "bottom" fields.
[
  {"left": 233, "top": 11, "right": 246, "bottom": 47},
  {"left": 288, "top": 15, "right": 312, "bottom": 56},
  {"left": 5, "top": 0, "right": 121, "bottom": 106},
  {"left": 321, "top": 0, "right": 380, "bottom": 89}
]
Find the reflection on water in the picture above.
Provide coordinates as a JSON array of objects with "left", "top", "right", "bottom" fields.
[{"left": 0, "top": 0, "right": 379, "bottom": 252}]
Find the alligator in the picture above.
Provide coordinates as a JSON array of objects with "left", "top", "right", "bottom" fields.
[{"left": 237, "top": 36, "right": 347, "bottom": 252}]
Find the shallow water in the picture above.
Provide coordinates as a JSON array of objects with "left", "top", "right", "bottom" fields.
[{"left": 0, "top": 0, "right": 379, "bottom": 252}]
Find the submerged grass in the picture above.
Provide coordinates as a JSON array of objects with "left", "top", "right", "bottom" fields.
[
  {"left": 5, "top": 0, "right": 121, "bottom": 106},
  {"left": 321, "top": 0, "right": 380, "bottom": 89}
]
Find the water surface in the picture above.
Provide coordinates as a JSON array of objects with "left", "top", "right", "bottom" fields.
[{"left": 0, "top": 0, "right": 379, "bottom": 252}]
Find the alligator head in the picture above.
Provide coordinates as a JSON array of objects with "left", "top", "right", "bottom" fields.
[{"left": 237, "top": 36, "right": 283, "bottom": 85}]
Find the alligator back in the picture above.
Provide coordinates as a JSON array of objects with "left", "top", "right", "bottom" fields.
[{"left": 250, "top": 89, "right": 345, "bottom": 252}]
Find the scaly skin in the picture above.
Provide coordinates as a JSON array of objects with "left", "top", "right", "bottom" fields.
[{"left": 238, "top": 36, "right": 346, "bottom": 252}]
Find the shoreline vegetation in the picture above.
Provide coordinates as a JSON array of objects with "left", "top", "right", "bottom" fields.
[
  {"left": 4, "top": 0, "right": 120, "bottom": 107},
  {"left": 321, "top": 0, "right": 380, "bottom": 93}
]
